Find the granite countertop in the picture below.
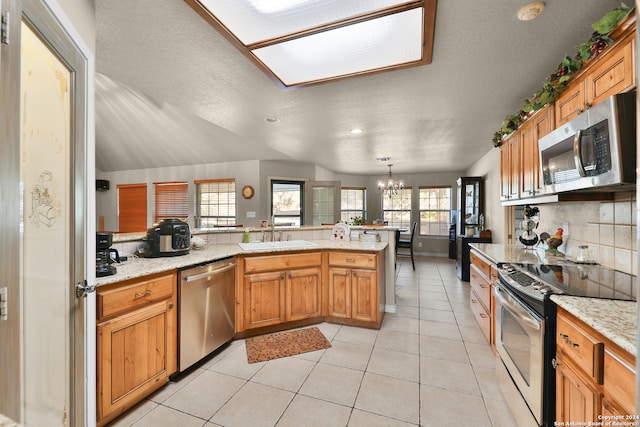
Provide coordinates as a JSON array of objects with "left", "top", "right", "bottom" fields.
[
  {"left": 469, "top": 243, "right": 567, "bottom": 265},
  {"left": 551, "top": 295, "right": 637, "bottom": 356},
  {"left": 96, "top": 239, "right": 387, "bottom": 287}
]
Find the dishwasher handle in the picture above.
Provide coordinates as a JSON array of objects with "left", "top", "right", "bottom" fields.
[{"left": 183, "top": 262, "right": 236, "bottom": 283}]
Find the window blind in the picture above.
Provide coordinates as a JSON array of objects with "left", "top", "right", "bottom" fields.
[
  {"left": 117, "top": 184, "right": 147, "bottom": 232},
  {"left": 154, "top": 182, "right": 189, "bottom": 223}
]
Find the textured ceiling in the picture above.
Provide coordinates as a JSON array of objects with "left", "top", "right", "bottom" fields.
[{"left": 95, "top": 0, "right": 624, "bottom": 175}]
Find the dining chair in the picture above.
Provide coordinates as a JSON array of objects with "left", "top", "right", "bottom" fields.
[{"left": 396, "top": 222, "right": 417, "bottom": 270}]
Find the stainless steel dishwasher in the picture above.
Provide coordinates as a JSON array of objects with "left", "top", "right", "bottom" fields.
[{"left": 178, "top": 258, "right": 236, "bottom": 371}]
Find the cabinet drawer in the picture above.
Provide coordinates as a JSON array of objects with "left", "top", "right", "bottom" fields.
[
  {"left": 603, "top": 348, "right": 635, "bottom": 415},
  {"left": 470, "top": 289, "right": 490, "bottom": 343},
  {"left": 244, "top": 252, "right": 322, "bottom": 273},
  {"left": 556, "top": 312, "right": 604, "bottom": 383},
  {"left": 470, "top": 250, "right": 491, "bottom": 279},
  {"left": 98, "top": 273, "right": 175, "bottom": 320},
  {"left": 469, "top": 264, "right": 491, "bottom": 310},
  {"left": 328, "top": 252, "right": 376, "bottom": 269}
]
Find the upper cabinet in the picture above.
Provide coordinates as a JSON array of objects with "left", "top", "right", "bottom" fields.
[
  {"left": 556, "top": 31, "right": 636, "bottom": 126},
  {"left": 499, "top": 16, "right": 635, "bottom": 204}
]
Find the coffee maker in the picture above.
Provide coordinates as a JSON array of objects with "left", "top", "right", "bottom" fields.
[{"left": 96, "top": 232, "right": 120, "bottom": 277}]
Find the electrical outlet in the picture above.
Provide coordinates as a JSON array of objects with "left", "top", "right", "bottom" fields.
[
  {"left": 561, "top": 222, "right": 569, "bottom": 236},
  {"left": 418, "top": 242, "right": 422, "bottom": 248}
]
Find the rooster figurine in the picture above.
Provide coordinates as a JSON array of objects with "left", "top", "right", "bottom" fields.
[{"left": 538, "top": 227, "right": 564, "bottom": 255}]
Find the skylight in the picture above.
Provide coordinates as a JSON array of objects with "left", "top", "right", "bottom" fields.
[{"left": 185, "top": 0, "right": 437, "bottom": 88}]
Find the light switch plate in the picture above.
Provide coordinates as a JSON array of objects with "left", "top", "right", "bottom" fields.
[{"left": 246, "top": 211, "right": 256, "bottom": 218}]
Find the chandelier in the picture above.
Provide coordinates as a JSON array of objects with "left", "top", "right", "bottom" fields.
[{"left": 378, "top": 164, "right": 405, "bottom": 198}]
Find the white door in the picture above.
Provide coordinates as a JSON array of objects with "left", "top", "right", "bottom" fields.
[{"left": 0, "top": 0, "right": 94, "bottom": 425}]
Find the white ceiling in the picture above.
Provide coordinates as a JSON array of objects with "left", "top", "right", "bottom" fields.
[{"left": 95, "top": 0, "right": 623, "bottom": 175}]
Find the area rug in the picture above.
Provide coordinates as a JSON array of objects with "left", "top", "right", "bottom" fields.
[{"left": 245, "top": 327, "right": 331, "bottom": 364}]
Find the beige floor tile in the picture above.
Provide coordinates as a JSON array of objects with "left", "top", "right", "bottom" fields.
[
  {"left": 374, "top": 329, "right": 420, "bottom": 354},
  {"left": 418, "top": 290, "right": 450, "bottom": 302},
  {"left": 347, "top": 409, "right": 416, "bottom": 427},
  {"left": 148, "top": 368, "right": 204, "bottom": 403},
  {"left": 210, "top": 382, "right": 294, "bottom": 427},
  {"left": 465, "top": 342, "right": 500, "bottom": 369},
  {"left": 315, "top": 322, "right": 342, "bottom": 341},
  {"left": 474, "top": 366, "right": 504, "bottom": 401},
  {"left": 418, "top": 308, "right": 456, "bottom": 324},
  {"left": 454, "top": 310, "right": 480, "bottom": 326},
  {"left": 354, "top": 373, "right": 419, "bottom": 424},
  {"left": 420, "top": 385, "right": 492, "bottom": 427},
  {"left": 207, "top": 342, "right": 266, "bottom": 379},
  {"left": 107, "top": 399, "right": 158, "bottom": 426},
  {"left": 162, "top": 370, "right": 245, "bottom": 420},
  {"left": 420, "top": 357, "right": 480, "bottom": 396},
  {"left": 320, "top": 339, "right": 373, "bottom": 371},
  {"left": 419, "top": 320, "right": 462, "bottom": 341},
  {"left": 367, "top": 347, "right": 420, "bottom": 382},
  {"left": 484, "top": 397, "right": 523, "bottom": 427},
  {"left": 299, "top": 363, "right": 364, "bottom": 406},
  {"left": 419, "top": 335, "right": 469, "bottom": 364},
  {"left": 276, "top": 395, "right": 351, "bottom": 427},
  {"left": 333, "top": 325, "right": 379, "bottom": 346},
  {"left": 395, "top": 305, "right": 420, "bottom": 319},
  {"left": 458, "top": 323, "right": 488, "bottom": 344},
  {"left": 130, "top": 404, "right": 207, "bottom": 427},
  {"left": 251, "top": 356, "right": 316, "bottom": 392},
  {"left": 380, "top": 314, "right": 420, "bottom": 334}
]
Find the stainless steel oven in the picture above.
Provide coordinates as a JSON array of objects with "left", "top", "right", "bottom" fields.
[{"left": 495, "top": 282, "right": 545, "bottom": 425}]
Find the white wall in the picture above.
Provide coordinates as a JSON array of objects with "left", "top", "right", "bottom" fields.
[{"left": 56, "top": 0, "right": 95, "bottom": 53}]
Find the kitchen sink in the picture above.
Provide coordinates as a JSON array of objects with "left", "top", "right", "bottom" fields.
[{"left": 238, "top": 240, "right": 320, "bottom": 251}]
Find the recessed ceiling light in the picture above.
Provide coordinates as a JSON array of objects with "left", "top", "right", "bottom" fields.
[
  {"left": 264, "top": 117, "right": 280, "bottom": 124},
  {"left": 517, "top": 2, "right": 544, "bottom": 21},
  {"left": 350, "top": 128, "right": 363, "bottom": 134}
]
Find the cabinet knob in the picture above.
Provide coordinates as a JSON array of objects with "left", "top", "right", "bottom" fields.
[{"left": 353, "top": 271, "right": 357, "bottom": 277}]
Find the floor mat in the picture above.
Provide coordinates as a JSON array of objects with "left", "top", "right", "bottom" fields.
[{"left": 245, "top": 327, "right": 331, "bottom": 364}]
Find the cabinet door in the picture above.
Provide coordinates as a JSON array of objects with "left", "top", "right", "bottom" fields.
[
  {"left": 286, "top": 267, "right": 321, "bottom": 322},
  {"left": 555, "top": 81, "right": 585, "bottom": 126},
  {"left": 327, "top": 267, "right": 351, "bottom": 318},
  {"left": 586, "top": 35, "right": 635, "bottom": 107},
  {"left": 531, "top": 106, "right": 553, "bottom": 195},
  {"left": 97, "top": 299, "right": 176, "bottom": 421},
  {"left": 520, "top": 121, "right": 536, "bottom": 198},
  {"left": 244, "top": 271, "right": 286, "bottom": 329},
  {"left": 351, "top": 269, "right": 377, "bottom": 323},
  {"left": 555, "top": 354, "right": 600, "bottom": 424}
]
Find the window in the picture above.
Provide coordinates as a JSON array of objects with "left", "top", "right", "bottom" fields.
[
  {"left": 382, "top": 187, "right": 412, "bottom": 229},
  {"left": 117, "top": 183, "right": 147, "bottom": 232},
  {"left": 196, "top": 179, "right": 236, "bottom": 228},
  {"left": 154, "top": 182, "right": 189, "bottom": 223},
  {"left": 341, "top": 187, "right": 366, "bottom": 223},
  {"left": 419, "top": 186, "right": 452, "bottom": 236},
  {"left": 271, "top": 180, "right": 303, "bottom": 226}
]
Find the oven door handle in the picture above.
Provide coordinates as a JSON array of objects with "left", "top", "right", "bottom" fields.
[{"left": 494, "top": 285, "right": 541, "bottom": 331}]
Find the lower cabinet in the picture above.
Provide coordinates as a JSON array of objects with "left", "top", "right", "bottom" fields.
[
  {"left": 96, "top": 272, "right": 177, "bottom": 426},
  {"left": 469, "top": 249, "right": 496, "bottom": 345},
  {"left": 554, "top": 307, "right": 636, "bottom": 424},
  {"left": 237, "top": 250, "right": 385, "bottom": 332},
  {"left": 241, "top": 252, "right": 322, "bottom": 330}
]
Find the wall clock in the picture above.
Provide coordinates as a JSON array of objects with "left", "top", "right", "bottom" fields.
[{"left": 241, "top": 185, "right": 254, "bottom": 199}]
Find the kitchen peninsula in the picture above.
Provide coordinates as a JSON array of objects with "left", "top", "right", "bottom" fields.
[{"left": 94, "top": 225, "right": 394, "bottom": 426}]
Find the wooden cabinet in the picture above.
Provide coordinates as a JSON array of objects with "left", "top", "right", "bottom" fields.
[
  {"left": 555, "top": 307, "right": 635, "bottom": 425},
  {"left": 326, "top": 251, "right": 384, "bottom": 327},
  {"left": 499, "top": 105, "right": 553, "bottom": 202},
  {"left": 96, "top": 272, "right": 177, "bottom": 426},
  {"left": 241, "top": 252, "right": 322, "bottom": 330},
  {"left": 469, "top": 250, "right": 495, "bottom": 344},
  {"left": 556, "top": 31, "right": 636, "bottom": 126}
]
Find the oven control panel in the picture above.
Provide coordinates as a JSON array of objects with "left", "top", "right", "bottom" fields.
[{"left": 498, "top": 263, "right": 564, "bottom": 301}]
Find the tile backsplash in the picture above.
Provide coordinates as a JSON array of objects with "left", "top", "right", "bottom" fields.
[{"left": 532, "top": 192, "right": 636, "bottom": 275}]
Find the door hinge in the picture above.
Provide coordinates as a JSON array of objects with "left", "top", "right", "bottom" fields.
[
  {"left": 76, "top": 280, "right": 95, "bottom": 298},
  {"left": 1, "top": 11, "right": 9, "bottom": 45}
]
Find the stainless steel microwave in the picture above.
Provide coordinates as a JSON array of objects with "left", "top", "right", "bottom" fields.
[{"left": 538, "top": 92, "right": 636, "bottom": 194}]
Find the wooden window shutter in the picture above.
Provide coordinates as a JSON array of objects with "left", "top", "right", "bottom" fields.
[
  {"left": 154, "top": 182, "right": 189, "bottom": 223},
  {"left": 117, "top": 184, "right": 147, "bottom": 232}
]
